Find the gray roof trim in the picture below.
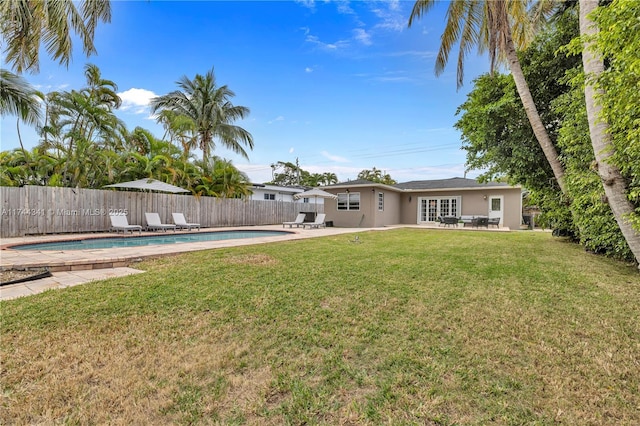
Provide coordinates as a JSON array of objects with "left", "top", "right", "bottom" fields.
[
  {"left": 326, "top": 177, "right": 520, "bottom": 193},
  {"left": 401, "top": 186, "right": 520, "bottom": 193}
]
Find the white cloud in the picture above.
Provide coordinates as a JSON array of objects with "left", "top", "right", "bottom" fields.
[
  {"left": 373, "top": 70, "right": 412, "bottom": 83},
  {"left": 118, "top": 88, "right": 157, "bottom": 114},
  {"left": 289, "top": 147, "right": 295, "bottom": 154},
  {"left": 354, "top": 70, "right": 416, "bottom": 84},
  {"left": 321, "top": 150, "right": 349, "bottom": 163},
  {"left": 386, "top": 50, "right": 436, "bottom": 60},
  {"left": 388, "top": 165, "right": 470, "bottom": 182},
  {"left": 295, "top": 0, "right": 316, "bottom": 10},
  {"left": 305, "top": 67, "right": 314, "bottom": 73},
  {"left": 370, "top": 1, "right": 406, "bottom": 32},
  {"left": 336, "top": 0, "right": 355, "bottom": 15},
  {"left": 268, "top": 115, "right": 285, "bottom": 124},
  {"left": 235, "top": 164, "right": 275, "bottom": 184},
  {"left": 33, "top": 83, "right": 69, "bottom": 92},
  {"left": 388, "top": 0, "right": 400, "bottom": 12},
  {"left": 306, "top": 34, "right": 350, "bottom": 51},
  {"left": 353, "top": 28, "right": 372, "bottom": 46},
  {"left": 233, "top": 162, "right": 471, "bottom": 186}
]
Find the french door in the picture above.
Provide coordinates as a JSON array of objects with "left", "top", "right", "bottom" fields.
[{"left": 418, "top": 197, "right": 460, "bottom": 223}]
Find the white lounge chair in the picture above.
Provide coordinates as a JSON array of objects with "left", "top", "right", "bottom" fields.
[
  {"left": 302, "top": 213, "right": 326, "bottom": 229},
  {"left": 172, "top": 213, "right": 200, "bottom": 231},
  {"left": 109, "top": 213, "right": 142, "bottom": 234},
  {"left": 283, "top": 213, "right": 306, "bottom": 228},
  {"left": 145, "top": 212, "right": 176, "bottom": 232}
]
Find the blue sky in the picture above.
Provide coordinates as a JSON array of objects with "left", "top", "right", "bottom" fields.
[{"left": 1, "top": 0, "right": 490, "bottom": 184}]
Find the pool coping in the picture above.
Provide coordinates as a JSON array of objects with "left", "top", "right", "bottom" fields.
[{"left": 3, "top": 228, "right": 294, "bottom": 253}]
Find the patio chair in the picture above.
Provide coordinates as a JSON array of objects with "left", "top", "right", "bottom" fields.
[
  {"left": 109, "top": 213, "right": 142, "bottom": 234},
  {"left": 144, "top": 212, "right": 176, "bottom": 232},
  {"left": 172, "top": 213, "right": 200, "bottom": 231},
  {"left": 488, "top": 217, "right": 500, "bottom": 228},
  {"left": 475, "top": 217, "right": 489, "bottom": 228},
  {"left": 302, "top": 213, "right": 326, "bottom": 229},
  {"left": 283, "top": 213, "right": 306, "bottom": 228}
]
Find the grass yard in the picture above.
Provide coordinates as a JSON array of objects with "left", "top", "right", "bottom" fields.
[{"left": 1, "top": 229, "right": 639, "bottom": 425}]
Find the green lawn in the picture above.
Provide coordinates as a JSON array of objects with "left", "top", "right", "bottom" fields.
[{"left": 2, "top": 229, "right": 639, "bottom": 425}]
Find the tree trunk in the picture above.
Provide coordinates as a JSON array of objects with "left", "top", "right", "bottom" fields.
[
  {"left": 580, "top": 0, "right": 640, "bottom": 268},
  {"left": 504, "top": 29, "right": 567, "bottom": 194}
]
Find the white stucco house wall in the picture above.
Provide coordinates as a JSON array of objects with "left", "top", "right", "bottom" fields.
[
  {"left": 249, "top": 184, "right": 303, "bottom": 202},
  {"left": 250, "top": 183, "right": 324, "bottom": 220}
]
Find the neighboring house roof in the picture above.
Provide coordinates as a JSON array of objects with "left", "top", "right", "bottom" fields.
[
  {"left": 326, "top": 177, "right": 517, "bottom": 193},
  {"left": 250, "top": 183, "right": 307, "bottom": 194},
  {"left": 325, "top": 179, "right": 398, "bottom": 191}
]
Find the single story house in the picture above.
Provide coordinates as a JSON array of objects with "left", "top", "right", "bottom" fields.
[{"left": 321, "top": 177, "right": 523, "bottom": 230}]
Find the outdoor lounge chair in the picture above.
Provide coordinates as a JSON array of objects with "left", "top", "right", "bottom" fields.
[
  {"left": 283, "top": 213, "right": 306, "bottom": 228},
  {"left": 172, "top": 213, "right": 200, "bottom": 231},
  {"left": 488, "top": 217, "right": 500, "bottom": 228},
  {"left": 145, "top": 212, "right": 176, "bottom": 232},
  {"left": 302, "top": 213, "right": 326, "bottom": 229},
  {"left": 109, "top": 213, "right": 142, "bottom": 234}
]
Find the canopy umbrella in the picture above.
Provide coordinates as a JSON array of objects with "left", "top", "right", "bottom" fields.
[
  {"left": 104, "top": 178, "right": 190, "bottom": 193},
  {"left": 293, "top": 188, "right": 337, "bottom": 215}
]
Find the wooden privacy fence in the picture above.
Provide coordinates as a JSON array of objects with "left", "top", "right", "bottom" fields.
[{"left": 1, "top": 186, "right": 322, "bottom": 237}]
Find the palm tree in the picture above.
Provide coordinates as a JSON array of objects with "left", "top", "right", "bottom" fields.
[
  {"left": 150, "top": 68, "right": 254, "bottom": 161},
  {"left": 408, "top": 0, "right": 567, "bottom": 193},
  {"left": 0, "top": 70, "right": 42, "bottom": 126},
  {"left": 0, "top": 0, "right": 111, "bottom": 73},
  {"left": 322, "top": 172, "right": 338, "bottom": 185},
  {"left": 1, "top": 69, "right": 43, "bottom": 179},
  {"left": 156, "top": 109, "right": 197, "bottom": 157},
  {"left": 81, "top": 63, "right": 121, "bottom": 111},
  {"left": 578, "top": 0, "right": 640, "bottom": 267}
]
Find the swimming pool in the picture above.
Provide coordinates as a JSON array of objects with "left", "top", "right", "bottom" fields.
[{"left": 10, "top": 230, "right": 291, "bottom": 251}]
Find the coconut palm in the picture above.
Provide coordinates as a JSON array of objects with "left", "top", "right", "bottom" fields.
[
  {"left": 150, "top": 68, "right": 254, "bottom": 161},
  {"left": 408, "top": 0, "right": 566, "bottom": 193},
  {"left": 578, "top": 0, "right": 640, "bottom": 267},
  {"left": 156, "top": 109, "right": 198, "bottom": 157},
  {"left": 0, "top": 70, "right": 42, "bottom": 126},
  {"left": 1, "top": 69, "right": 44, "bottom": 179},
  {"left": 0, "top": 0, "right": 111, "bottom": 73}
]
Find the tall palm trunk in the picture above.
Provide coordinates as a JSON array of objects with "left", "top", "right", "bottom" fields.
[
  {"left": 504, "top": 28, "right": 567, "bottom": 194},
  {"left": 579, "top": 0, "right": 640, "bottom": 267}
]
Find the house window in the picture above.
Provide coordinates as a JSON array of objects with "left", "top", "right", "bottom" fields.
[
  {"left": 303, "top": 197, "right": 310, "bottom": 203},
  {"left": 378, "top": 192, "right": 384, "bottom": 211},
  {"left": 337, "top": 192, "right": 360, "bottom": 211},
  {"left": 264, "top": 193, "right": 275, "bottom": 200}
]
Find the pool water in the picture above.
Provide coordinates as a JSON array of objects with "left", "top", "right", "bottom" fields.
[{"left": 11, "top": 230, "right": 291, "bottom": 251}]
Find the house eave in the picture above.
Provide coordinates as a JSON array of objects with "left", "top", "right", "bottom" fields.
[
  {"left": 325, "top": 183, "right": 521, "bottom": 193},
  {"left": 401, "top": 185, "right": 521, "bottom": 193}
]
